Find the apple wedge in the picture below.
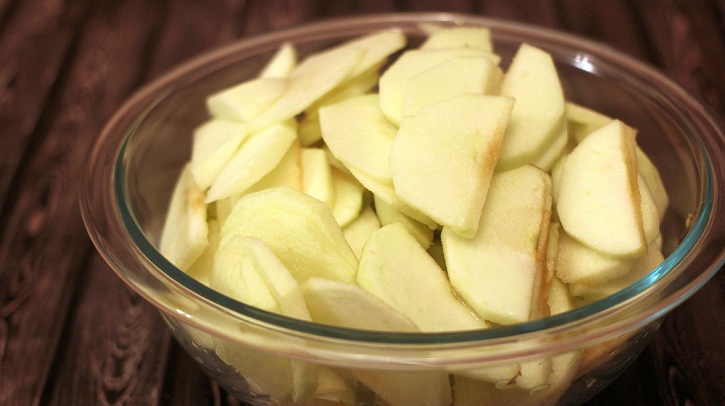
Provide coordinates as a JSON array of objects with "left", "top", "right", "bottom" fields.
[
  {"left": 442, "top": 165, "right": 552, "bottom": 325},
  {"left": 331, "top": 168, "right": 365, "bottom": 228},
  {"left": 378, "top": 47, "right": 500, "bottom": 125},
  {"left": 358, "top": 222, "right": 488, "bottom": 332},
  {"left": 240, "top": 138, "right": 303, "bottom": 197},
  {"left": 159, "top": 164, "right": 209, "bottom": 271},
  {"left": 373, "top": 194, "right": 434, "bottom": 249},
  {"left": 342, "top": 206, "right": 381, "bottom": 259},
  {"left": 496, "top": 43, "right": 566, "bottom": 171},
  {"left": 250, "top": 46, "right": 363, "bottom": 132},
  {"left": 206, "top": 78, "right": 288, "bottom": 123},
  {"left": 390, "top": 93, "right": 514, "bottom": 238},
  {"left": 206, "top": 120, "right": 297, "bottom": 203},
  {"left": 301, "top": 277, "right": 419, "bottom": 332},
  {"left": 259, "top": 42, "right": 297, "bottom": 79},
  {"left": 401, "top": 55, "right": 503, "bottom": 118},
  {"left": 420, "top": 26, "right": 493, "bottom": 52},
  {"left": 319, "top": 94, "right": 397, "bottom": 185},
  {"left": 220, "top": 186, "right": 358, "bottom": 284},
  {"left": 301, "top": 147, "right": 336, "bottom": 209},
  {"left": 185, "top": 218, "right": 220, "bottom": 285},
  {"left": 556, "top": 119, "right": 646, "bottom": 258},
  {"left": 189, "top": 119, "right": 249, "bottom": 190}
]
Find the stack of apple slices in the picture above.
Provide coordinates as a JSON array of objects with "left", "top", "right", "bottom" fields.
[{"left": 158, "top": 25, "right": 669, "bottom": 406}]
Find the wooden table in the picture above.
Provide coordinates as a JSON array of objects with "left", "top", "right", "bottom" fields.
[{"left": 1, "top": 0, "right": 724, "bottom": 404}]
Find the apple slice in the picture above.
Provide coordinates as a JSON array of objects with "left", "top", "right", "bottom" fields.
[
  {"left": 342, "top": 206, "right": 381, "bottom": 259},
  {"left": 390, "top": 93, "right": 514, "bottom": 238},
  {"left": 442, "top": 165, "right": 552, "bottom": 325},
  {"left": 241, "top": 138, "right": 303, "bottom": 197},
  {"left": 401, "top": 55, "right": 503, "bottom": 118},
  {"left": 420, "top": 26, "right": 493, "bottom": 52},
  {"left": 319, "top": 94, "right": 397, "bottom": 184},
  {"left": 379, "top": 47, "right": 500, "bottom": 125},
  {"left": 259, "top": 42, "right": 297, "bottom": 79},
  {"left": 159, "top": 164, "right": 209, "bottom": 271},
  {"left": 221, "top": 186, "right": 358, "bottom": 284},
  {"left": 301, "top": 277, "right": 419, "bottom": 332},
  {"left": 346, "top": 165, "right": 437, "bottom": 229},
  {"left": 569, "top": 243, "right": 665, "bottom": 301},
  {"left": 301, "top": 147, "right": 336, "bottom": 209},
  {"left": 636, "top": 147, "right": 669, "bottom": 219},
  {"left": 352, "top": 370, "right": 452, "bottom": 406},
  {"left": 333, "top": 28, "right": 407, "bottom": 80},
  {"left": 186, "top": 218, "right": 220, "bottom": 285},
  {"left": 250, "top": 46, "right": 363, "bottom": 132},
  {"left": 556, "top": 119, "right": 646, "bottom": 258},
  {"left": 189, "top": 119, "right": 249, "bottom": 190},
  {"left": 555, "top": 229, "right": 638, "bottom": 286},
  {"left": 358, "top": 222, "right": 488, "bottom": 332},
  {"left": 496, "top": 44, "right": 566, "bottom": 171},
  {"left": 565, "top": 101, "right": 613, "bottom": 143},
  {"left": 206, "top": 77, "right": 288, "bottom": 123},
  {"left": 374, "top": 194, "right": 433, "bottom": 249},
  {"left": 299, "top": 69, "right": 379, "bottom": 146},
  {"left": 206, "top": 120, "right": 297, "bottom": 202},
  {"left": 331, "top": 168, "right": 365, "bottom": 228}
]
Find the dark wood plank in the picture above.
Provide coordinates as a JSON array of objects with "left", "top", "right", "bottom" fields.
[
  {"left": 0, "top": 0, "right": 90, "bottom": 219},
  {"left": 46, "top": 254, "right": 172, "bottom": 405},
  {"left": 0, "top": 0, "right": 168, "bottom": 404}
]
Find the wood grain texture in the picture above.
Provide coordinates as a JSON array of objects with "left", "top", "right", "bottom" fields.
[{"left": 0, "top": 0, "right": 724, "bottom": 405}]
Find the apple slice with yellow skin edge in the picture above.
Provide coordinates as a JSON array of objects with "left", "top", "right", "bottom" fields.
[
  {"left": 556, "top": 119, "right": 646, "bottom": 258},
  {"left": 401, "top": 55, "right": 503, "bottom": 118},
  {"left": 159, "top": 164, "right": 209, "bottom": 271},
  {"left": 342, "top": 206, "right": 381, "bottom": 259},
  {"left": 346, "top": 165, "right": 437, "bottom": 229},
  {"left": 420, "top": 26, "right": 493, "bottom": 52},
  {"left": 299, "top": 68, "right": 380, "bottom": 146},
  {"left": 189, "top": 119, "right": 249, "bottom": 190},
  {"left": 206, "top": 77, "right": 288, "bottom": 123},
  {"left": 250, "top": 46, "right": 363, "bottom": 132},
  {"left": 442, "top": 165, "right": 552, "bottom": 326},
  {"left": 556, "top": 172, "right": 661, "bottom": 286},
  {"left": 390, "top": 93, "right": 514, "bottom": 238},
  {"left": 206, "top": 119, "right": 297, "bottom": 203},
  {"left": 220, "top": 186, "right": 358, "bottom": 284},
  {"left": 564, "top": 103, "right": 669, "bottom": 220},
  {"left": 358, "top": 222, "right": 489, "bottom": 332},
  {"left": 319, "top": 94, "right": 397, "bottom": 185},
  {"left": 569, "top": 243, "right": 665, "bottom": 301},
  {"left": 259, "top": 42, "right": 297, "bottom": 79},
  {"left": 331, "top": 168, "right": 365, "bottom": 228},
  {"left": 373, "top": 194, "right": 433, "bottom": 249},
  {"left": 185, "top": 218, "right": 220, "bottom": 285},
  {"left": 301, "top": 277, "right": 419, "bottom": 332},
  {"left": 379, "top": 47, "right": 501, "bottom": 126},
  {"left": 301, "top": 147, "right": 336, "bottom": 209},
  {"left": 496, "top": 44, "right": 567, "bottom": 172}
]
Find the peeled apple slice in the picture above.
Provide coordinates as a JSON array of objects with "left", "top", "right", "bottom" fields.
[
  {"left": 556, "top": 120, "right": 646, "bottom": 258},
  {"left": 220, "top": 186, "right": 358, "bottom": 284},
  {"left": 159, "top": 164, "right": 209, "bottom": 271},
  {"left": 390, "top": 93, "right": 514, "bottom": 238}
]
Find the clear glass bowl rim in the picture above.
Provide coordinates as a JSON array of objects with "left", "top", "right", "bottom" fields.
[{"left": 81, "top": 12, "right": 725, "bottom": 362}]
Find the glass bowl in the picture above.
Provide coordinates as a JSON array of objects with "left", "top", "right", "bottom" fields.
[{"left": 80, "top": 13, "right": 725, "bottom": 406}]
